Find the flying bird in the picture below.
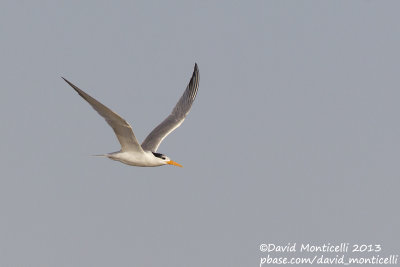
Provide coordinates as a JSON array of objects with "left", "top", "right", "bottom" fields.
[{"left": 63, "top": 63, "right": 199, "bottom": 167}]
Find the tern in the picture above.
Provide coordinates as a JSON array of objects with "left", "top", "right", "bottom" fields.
[{"left": 63, "top": 63, "right": 199, "bottom": 167}]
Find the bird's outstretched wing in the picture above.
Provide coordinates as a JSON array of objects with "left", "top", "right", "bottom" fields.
[
  {"left": 62, "top": 78, "right": 144, "bottom": 153},
  {"left": 141, "top": 63, "right": 200, "bottom": 152}
]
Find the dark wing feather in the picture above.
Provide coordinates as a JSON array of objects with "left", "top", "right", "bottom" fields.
[{"left": 141, "top": 63, "right": 200, "bottom": 152}]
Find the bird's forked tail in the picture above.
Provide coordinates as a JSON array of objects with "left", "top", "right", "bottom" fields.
[{"left": 91, "top": 154, "right": 108, "bottom": 157}]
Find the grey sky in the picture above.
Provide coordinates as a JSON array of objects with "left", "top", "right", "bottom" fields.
[{"left": 1, "top": 1, "right": 399, "bottom": 266}]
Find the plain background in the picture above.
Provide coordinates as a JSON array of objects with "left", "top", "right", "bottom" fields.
[{"left": 1, "top": 1, "right": 399, "bottom": 266}]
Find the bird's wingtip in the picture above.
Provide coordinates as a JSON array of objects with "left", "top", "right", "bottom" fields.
[{"left": 62, "top": 77, "right": 75, "bottom": 87}]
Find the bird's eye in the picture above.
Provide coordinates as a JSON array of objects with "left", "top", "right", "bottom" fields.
[{"left": 162, "top": 156, "right": 166, "bottom": 160}]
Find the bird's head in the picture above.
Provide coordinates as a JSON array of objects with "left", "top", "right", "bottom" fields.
[{"left": 152, "top": 152, "right": 183, "bottom": 167}]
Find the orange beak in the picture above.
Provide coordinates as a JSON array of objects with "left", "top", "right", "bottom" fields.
[{"left": 167, "top": 160, "right": 183, "bottom": 167}]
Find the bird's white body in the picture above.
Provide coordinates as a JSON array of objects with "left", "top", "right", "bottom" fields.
[
  {"left": 63, "top": 63, "right": 199, "bottom": 167},
  {"left": 105, "top": 151, "right": 165, "bottom": 167}
]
